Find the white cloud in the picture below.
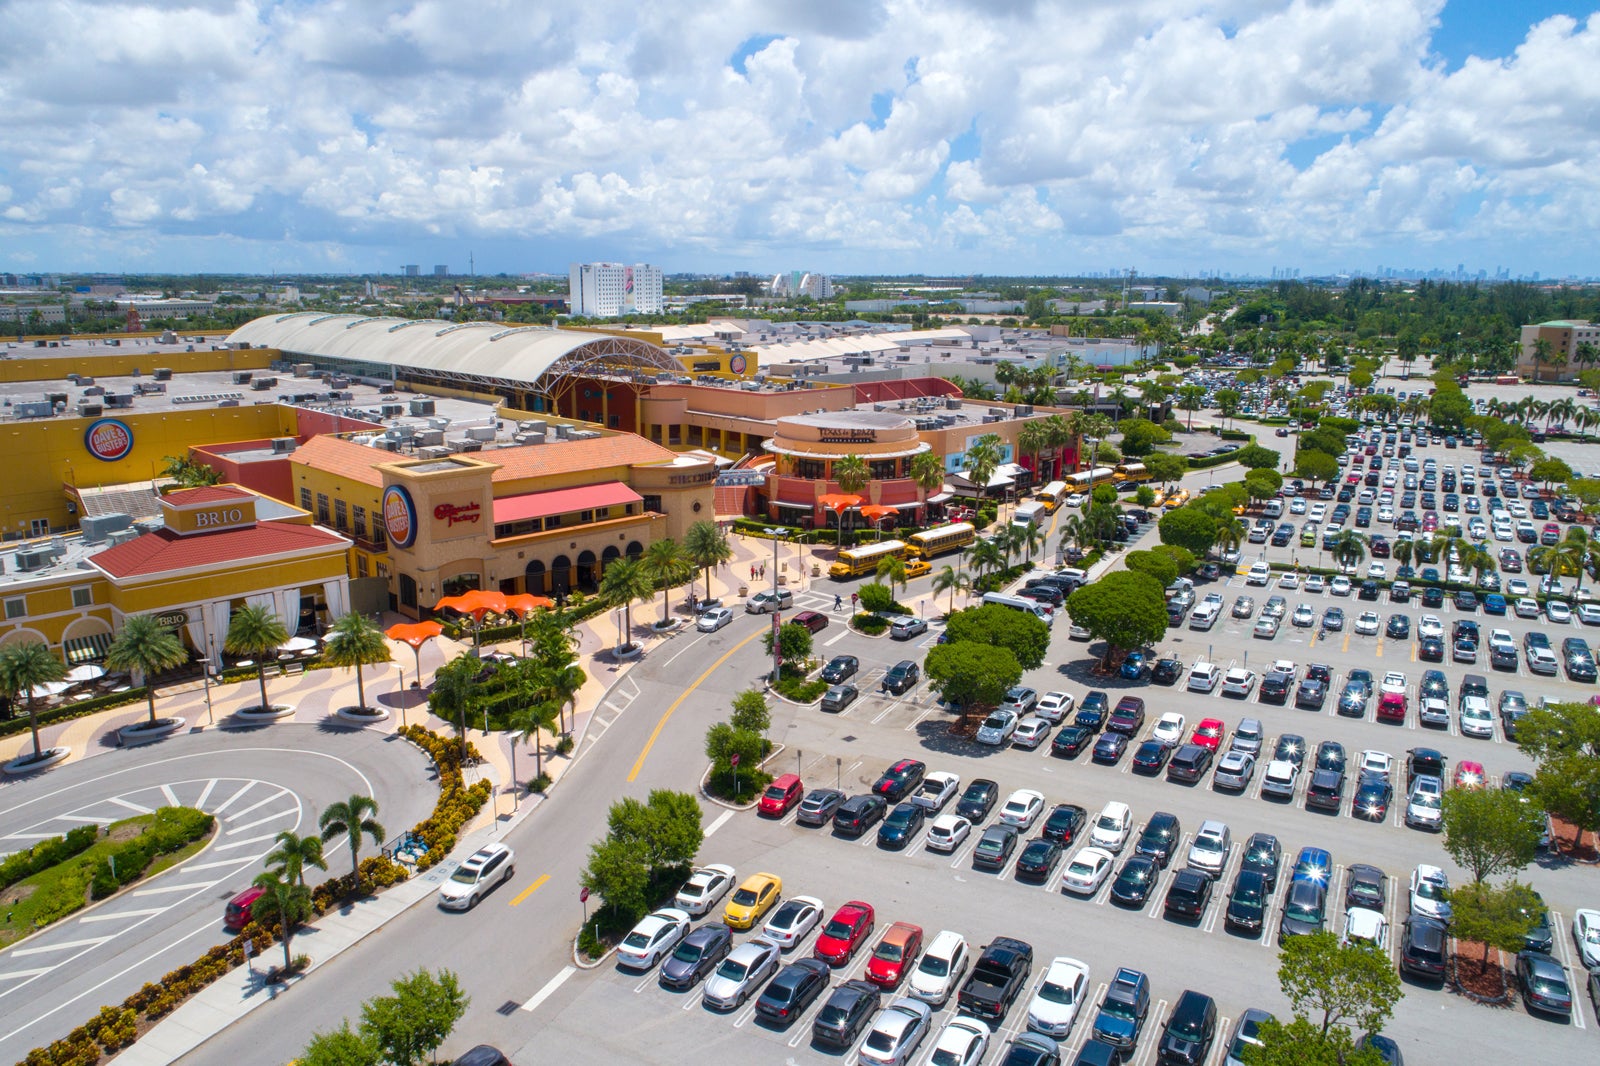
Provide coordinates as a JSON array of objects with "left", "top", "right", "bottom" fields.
[{"left": 0, "top": 0, "right": 1595, "bottom": 273}]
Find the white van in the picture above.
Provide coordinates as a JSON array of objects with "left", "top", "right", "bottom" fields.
[
  {"left": 1012, "top": 501, "right": 1047, "bottom": 530},
  {"left": 1245, "top": 562, "right": 1272, "bottom": 586},
  {"left": 982, "top": 591, "right": 1052, "bottom": 624},
  {"left": 1189, "top": 601, "right": 1220, "bottom": 630},
  {"left": 1262, "top": 500, "right": 1284, "bottom": 519}
]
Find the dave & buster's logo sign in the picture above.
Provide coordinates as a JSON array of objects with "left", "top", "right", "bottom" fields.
[
  {"left": 84, "top": 418, "right": 134, "bottom": 462},
  {"left": 382, "top": 485, "right": 418, "bottom": 549}
]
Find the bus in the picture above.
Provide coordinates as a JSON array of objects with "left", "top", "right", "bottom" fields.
[
  {"left": 905, "top": 522, "right": 976, "bottom": 560},
  {"left": 1035, "top": 481, "right": 1068, "bottom": 513},
  {"left": 829, "top": 539, "right": 908, "bottom": 579},
  {"left": 1062, "top": 467, "right": 1115, "bottom": 493},
  {"left": 1113, "top": 462, "right": 1148, "bottom": 484},
  {"left": 981, "top": 591, "right": 1053, "bottom": 624}
]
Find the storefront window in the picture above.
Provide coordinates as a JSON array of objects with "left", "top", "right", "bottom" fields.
[
  {"left": 352, "top": 506, "right": 367, "bottom": 539},
  {"left": 870, "top": 459, "right": 898, "bottom": 480},
  {"left": 398, "top": 574, "right": 417, "bottom": 608},
  {"left": 442, "top": 573, "right": 480, "bottom": 597},
  {"left": 797, "top": 459, "right": 826, "bottom": 480},
  {"left": 334, "top": 499, "right": 348, "bottom": 531},
  {"left": 642, "top": 495, "right": 662, "bottom": 513},
  {"left": 315, "top": 493, "right": 330, "bottom": 524}
]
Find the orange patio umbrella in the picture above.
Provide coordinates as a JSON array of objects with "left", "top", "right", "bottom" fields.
[
  {"left": 858, "top": 504, "right": 897, "bottom": 526},
  {"left": 434, "top": 589, "right": 509, "bottom": 650},
  {"left": 502, "top": 593, "right": 555, "bottom": 617},
  {"left": 817, "top": 493, "right": 864, "bottom": 547},
  {"left": 386, "top": 620, "right": 443, "bottom": 684}
]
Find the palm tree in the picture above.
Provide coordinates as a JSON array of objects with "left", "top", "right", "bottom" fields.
[
  {"left": 0, "top": 640, "right": 66, "bottom": 761},
  {"left": 1019, "top": 521, "right": 1044, "bottom": 561},
  {"left": 430, "top": 652, "right": 483, "bottom": 759},
  {"left": 993, "top": 523, "right": 1023, "bottom": 568},
  {"left": 830, "top": 454, "right": 870, "bottom": 545},
  {"left": 318, "top": 794, "right": 386, "bottom": 878},
  {"left": 1531, "top": 528, "right": 1600, "bottom": 601},
  {"left": 642, "top": 539, "right": 691, "bottom": 624},
  {"left": 104, "top": 613, "right": 190, "bottom": 727},
  {"left": 682, "top": 520, "right": 733, "bottom": 606},
  {"left": 968, "top": 538, "right": 1004, "bottom": 586},
  {"left": 1329, "top": 530, "right": 1367, "bottom": 573},
  {"left": 1461, "top": 546, "right": 1498, "bottom": 589},
  {"left": 1391, "top": 537, "right": 1415, "bottom": 572},
  {"left": 1176, "top": 385, "right": 1205, "bottom": 430},
  {"left": 1076, "top": 415, "right": 1114, "bottom": 470},
  {"left": 876, "top": 555, "right": 908, "bottom": 600},
  {"left": 932, "top": 563, "right": 969, "bottom": 615},
  {"left": 251, "top": 870, "right": 311, "bottom": 973},
  {"left": 323, "top": 611, "right": 392, "bottom": 713},
  {"left": 525, "top": 608, "right": 586, "bottom": 735},
  {"left": 599, "top": 556, "right": 652, "bottom": 648},
  {"left": 265, "top": 829, "right": 327, "bottom": 887},
  {"left": 1017, "top": 421, "right": 1050, "bottom": 483},
  {"left": 1215, "top": 517, "right": 1247, "bottom": 557},
  {"left": 1058, "top": 514, "right": 1091, "bottom": 555},
  {"left": 225, "top": 604, "right": 290, "bottom": 713},
  {"left": 508, "top": 686, "right": 561, "bottom": 785},
  {"left": 910, "top": 452, "right": 946, "bottom": 501},
  {"left": 962, "top": 434, "right": 1003, "bottom": 496}
]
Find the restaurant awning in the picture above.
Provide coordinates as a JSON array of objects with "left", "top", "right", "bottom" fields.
[
  {"left": 493, "top": 482, "right": 643, "bottom": 525},
  {"left": 63, "top": 632, "right": 112, "bottom": 665}
]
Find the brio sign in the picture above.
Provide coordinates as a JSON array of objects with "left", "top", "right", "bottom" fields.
[
  {"left": 383, "top": 485, "right": 418, "bottom": 549},
  {"left": 84, "top": 418, "right": 134, "bottom": 462},
  {"left": 194, "top": 508, "right": 245, "bottom": 528}
]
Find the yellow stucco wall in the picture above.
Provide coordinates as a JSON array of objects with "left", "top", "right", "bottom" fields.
[{"left": 0, "top": 346, "right": 271, "bottom": 383}]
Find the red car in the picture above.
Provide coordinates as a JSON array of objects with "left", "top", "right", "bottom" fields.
[
  {"left": 1454, "top": 761, "right": 1487, "bottom": 790},
  {"left": 224, "top": 886, "right": 266, "bottom": 932},
  {"left": 865, "top": 921, "right": 923, "bottom": 988},
  {"left": 758, "top": 773, "right": 804, "bottom": 817},
  {"left": 1377, "top": 691, "right": 1406, "bottom": 724},
  {"left": 814, "top": 901, "right": 875, "bottom": 966},
  {"left": 1190, "top": 718, "right": 1225, "bottom": 751},
  {"left": 792, "top": 610, "right": 829, "bottom": 634}
]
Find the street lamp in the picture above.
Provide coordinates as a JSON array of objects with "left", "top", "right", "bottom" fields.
[
  {"left": 763, "top": 527, "right": 784, "bottom": 684},
  {"left": 398, "top": 665, "right": 407, "bottom": 728},
  {"left": 762, "top": 527, "right": 782, "bottom": 597}
]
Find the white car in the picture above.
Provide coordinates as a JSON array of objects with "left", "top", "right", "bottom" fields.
[
  {"left": 1220, "top": 668, "right": 1257, "bottom": 697},
  {"left": 696, "top": 607, "right": 734, "bottom": 632},
  {"left": 702, "top": 938, "right": 782, "bottom": 1010},
  {"left": 1507, "top": 578, "right": 1530, "bottom": 597},
  {"left": 1409, "top": 864, "right": 1453, "bottom": 921},
  {"left": 1187, "top": 820, "right": 1230, "bottom": 877},
  {"left": 1343, "top": 907, "right": 1389, "bottom": 950},
  {"left": 1253, "top": 615, "right": 1279, "bottom": 638},
  {"left": 909, "top": 930, "right": 970, "bottom": 1006},
  {"left": 1292, "top": 604, "right": 1316, "bottom": 627},
  {"left": 925, "top": 814, "right": 973, "bottom": 853},
  {"left": 1577, "top": 603, "right": 1600, "bottom": 626},
  {"left": 744, "top": 589, "right": 793, "bottom": 614},
  {"left": 1065, "top": 493, "right": 1086, "bottom": 507},
  {"left": 928, "top": 1016, "right": 990, "bottom": 1066},
  {"left": 1027, "top": 956, "right": 1090, "bottom": 1038},
  {"left": 674, "top": 863, "right": 737, "bottom": 916},
  {"left": 1546, "top": 600, "right": 1573, "bottom": 624},
  {"left": 1354, "top": 611, "right": 1380, "bottom": 635},
  {"left": 1088, "top": 802, "right": 1133, "bottom": 853},
  {"left": 1260, "top": 759, "right": 1299, "bottom": 799},
  {"left": 761, "top": 895, "right": 824, "bottom": 950},
  {"left": 1330, "top": 576, "right": 1352, "bottom": 596},
  {"left": 1035, "top": 691, "right": 1075, "bottom": 723},
  {"left": 998, "top": 789, "right": 1046, "bottom": 829},
  {"left": 1305, "top": 574, "right": 1326, "bottom": 593},
  {"left": 1358, "top": 750, "right": 1394, "bottom": 779},
  {"left": 1419, "top": 696, "right": 1450, "bottom": 727},
  {"left": 1380, "top": 671, "right": 1406, "bottom": 695},
  {"left": 1405, "top": 776, "right": 1444, "bottom": 829},
  {"left": 1278, "top": 572, "right": 1300, "bottom": 589},
  {"left": 1366, "top": 562, "right": 1387, "bottom": 579},
  {"left": 1058, "top": 847, "right": 1117, "bottom": 896},
  {"left": 1571, "top": 909, "right": 1600, "bottom": 971},
  {"left": 1187, "top": 662, "right": 1222, "bottom": 692},
  {"left": 1417, "top": 615, "right": 1444, "bottom": 640},
  {"left": 1459, "top": 697, "right": 1495, "bottom": 738},
  {"left": 975, "top": 709, "right": 1019, "bottom": 746},
  {"left": 1151, "top": 712, "right": 1187, "bottom": 747},
  {"left": 1012, "top": 716, "right": 1053, "bottom": 750},
  {"left": 1290, "top": 498, "right": 1307, "bottom": 515},
  {"left": 616, "top": 907, "right": 692, "bottom": 969},
  {"left": 914, "top": 771, "right": 961, "bottom": 812},
  {"left": 1515, "top": 598, "right": 1541, "bottom": 618},
  {"left": 859, "top": 997, "right": 933, "bottom": 1066},
  {"left": 437, "top": 842, "right": 515, "bottom": 910}
]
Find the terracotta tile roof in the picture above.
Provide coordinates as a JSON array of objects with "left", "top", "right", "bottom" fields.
[
  {"left": 289, "top": 435, "right": 386, "bottom": 487},
  {"left": 288, "top": 432, "right": 679, "bottom": 488},
  {"left": 91, "top": 522, "right": 348, "bottom": 579},
  {"left": 163, "top": 486, "right": 256, "bottom": 507}
]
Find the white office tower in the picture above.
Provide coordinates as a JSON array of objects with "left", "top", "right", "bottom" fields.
[
  {"left": 770, "top": 271, "right": 833, "bottom": 300},
  {"left": 568, "top": 262, "right": 664, "bottom": 316}
]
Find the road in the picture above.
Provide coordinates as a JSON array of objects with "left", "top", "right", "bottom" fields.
[{"left": 0, "top": 727, "right": 433, "bottom": 1063}]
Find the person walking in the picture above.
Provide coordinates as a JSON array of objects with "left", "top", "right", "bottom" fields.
[{"left": 834, "top": 593, "right": 843, "bottom": 611}]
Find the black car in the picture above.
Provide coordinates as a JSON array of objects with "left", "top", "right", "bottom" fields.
[
  {"left": 1225, "top": 869, "right": 1269, "bottom": 934},
  {"left": 1260, "top": 671, "right": 1292, "bottom": 703},
  {"left": 1135, "top": 812, "right": 1183, "bottom": 867},
  {"left": 1131, "top": 740, "right": 1170, "bottom": 775},
  {"left": 1405, "top": 747, "right": 1446, "bottom": 787},
  {"left": 1315, "top": 740, "right": 1346, "bottom": 775},
  {"left": 872, "top": 760, "right": 926, "bottom": 801},
  {"left": 1352, "top": 774, "right": 1393, "bottom": 820},
  {"left": 973, "top": 824, "right": 1020, "bottom": 870},
  {"left": 1092, "top": 732, "right": 1129, "bottom": 765},
  {"left": 956, "top": 779, "right": 1000, "bottom": 822},
  {"left": 1419, "top": 671, "right": 1448, "bottom": 701},
  {"left": 755, "top": 958, "right": 831, "bottom": 1028},
  {"left": 1052, "top": 725, "right": 1094, "bottom": 758},
  {"left": 1109, "top": 856, "right": 1161, "bottom": 908},
  {"left": 1273, "top": 734, "right": 1307, "bottom": 769},
  {"left": 1042, "top": 803, "right": 1088, "bottom": 845},
  {"left": 1420, "top": 586, "right": 1445, "bottom": 608},
  {"left": 1305, "top": 769, "right": 1346, "bottom": 812},
  {"left": 1240, "top": 833, "right": 1282, "bottom": 891},
  {"left": 1518, "top": 891, "right": 1555, "bottom": 954},
  {"left": 658, "top": 922, "right": 734, "bottom": 990},
  {"left": 1386, "top": 614, "right": 1410, "bottom": 639},
  {"left": 1418, "top": 635, "right": 1445, "bottom": 661},
  {"left": 1014, "top": 837, "right": 1065, "bottom": 883},
  {"left": 1152, "top": 658, "right": 1183, "bottom": 685},
  {"left": 1163, "top": 869, "right": 1213, "bottom": 922},
  {"left": 1398, "top": 917, "right": 1448, "bottom": 981},
  {"left": 876, "top": 802, "right": 925, "bottom": 849},
  {"left": 811, "top": 979, "right": 882, "bottom": 1049},
  {"left": 820, "top": 655, "right": 859, "bottom": 684},
  {"left": 1358, "top": 580, "right": 1380, "bottom": 600},
  {"left": 832, "top": 794, "right": 888, "bottom": 837},
  {"left": 1166, "top": 744, "right": 1213, "bottom": 784},
  {"left": 883, "top": 659, "right": 921, "bottom": 694},
  {"left": 1295, "top": 678, "right": 1327, "bottom": 709},
  {"left": 1280, "top": 879, "right": 1328, "bottom": 938},
  {"left": 1002, "top": 1033, "right": 1063, "bottom": 1066},
  {"left": 1344, "top": 864, "right": 1387, "bottom": 911},
  {"left": 1157, "top": 990, "right": 1218, "bottom": 1066}
]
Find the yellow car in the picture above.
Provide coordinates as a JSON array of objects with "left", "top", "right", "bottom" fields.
[
  {"left": 902, "top": 559, "right": 931, "bottom": 580},
  {"left": 723, "top": 872, "right": 782, "bottom": 930}
]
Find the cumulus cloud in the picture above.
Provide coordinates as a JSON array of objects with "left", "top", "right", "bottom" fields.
[{"left": 0, "top": 0, "right": 1594, "bottom": 273}]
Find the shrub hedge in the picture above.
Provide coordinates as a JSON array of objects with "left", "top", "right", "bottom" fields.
[
  {"left": 90, "top": 807, "right": 214, "bottom": 899},
  {"left": 0, "top": 825, "right": 98, "bottom": 890},
  {"left": 397, "top": 725, "right": 494, "bottom": 870}
]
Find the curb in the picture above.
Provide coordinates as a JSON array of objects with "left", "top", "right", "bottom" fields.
[
  {"left": 572, "top": 933, "right": 618, "bottom": 970},
  {"left": 697, "top": 742, "right": 785, "bottom": 811}
]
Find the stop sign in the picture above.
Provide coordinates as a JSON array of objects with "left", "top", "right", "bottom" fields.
[
  {"left": 580, "top": 887, "right": 590, "bottom": 903},
  {"left": 731, "top": 753, "right": 741, "bottom": 767}
]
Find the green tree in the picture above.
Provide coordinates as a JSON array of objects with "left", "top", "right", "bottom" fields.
[
  {"left": 1234, "top": 443, "right": 1281, "bottom": 470},
  {"left": 832, "top": 453, "right": 870, "bottom": 494},
  {"left": 1134, "top": 485, "right": 1157, "bottom": 507},
  {"left": 1175, "top": 384, "right": 1206, "bottom": 430},
  {"left": 581, "top": 834, "right": 651, "bottom": 918},
  {"left": 323, "top": 611, "right": 392, "bottom": 713},
  {"left": 876, "top": 554, "right": 909, "bottom": 598},
  {"left": 943, "top": 603, "right": 1049, "bottom": 669},
  {"left": 1124, "top": 550, "right": 1179, "bottom": 588},
  {"left": 506, "top": 663, "right": 561, "bottom": 783},
  {"left": 225, "top": 603, "right": 290, "bottom": 713},
  {"left": 1244, "top": 468, "right": 1284, "bottom": 505},
  {"left": 250, "top": 870, "right": 313, "bottom": 972},
  {"left": 1516, "top": 700, "right": 1600, "bottom": 849},
  {"left": 858, "top": 580, "right": 897, "bottom": 613},
  {"left": 1329, "top": 530, "right": 1367, "bottom": 572},
  {"left": 428, "top": 652, "right": 483, "bottom": 759},
  {"left": 104, "top": 612, "right": 190, "bottom": 727},
  {"left": 1276, "top": 931, "right": 1402, "bottom": 1041},
  {"left": 265, "top": 829, "right": 328, "bottom": 888},
  {"left": 962, "top": 433, "right": 1004, "bottom": 493},
  {"left": 729, "top": 688, "right": 771, "bottom": 736},
  {"left": 1213, "top": 388, "right": 1242, "bottom": 427},
  {"left": 1151, "top": 543, "right": 1197, "bottom": 574},
  {"left": 359, "top": 969, "right": 469, "bottom": 1066},
  {"left": 1143, "top": 452, "right": 1188, "bottom": 486},
  {"left": 924, "top": 641, "right": 1022, "bottom": 722},
  {"left": 910, "top": 451, "right": 946, "bottom": 497},
  {"left": 1117, "top": 418, "right": 1170, "bottom": 457},
  {"left": 1447, "top": 880, "right": 1542, "bottom": 975},
  {"left": 761, "top": 621, "right": 814, "bottom": 666},
  {"left": 682, "top": 520, "right": 733, "bottom": 605},
  {"left": 524, "top": 608, "right": 587, "bottom": 735},
  {"left": 599, "top": 555, "right": 653, "bottom": 648},
  {"left": 318, "top": 794, "right": 386, "bottom": 877},
  {"left": 1159, "top": 506, "right": 1218, "bottom": 557},
  {"left": 1294, "top": 449, "right": 1340, "bottom": 484},
  {"left": 1440, "top": 787, "right": 1542, "bottom": 884},
  {"left": 0, "top": 640, "right": 66, "bottom": 761},
  {"left": 642, "top": 539, "right": 692, "bottom": 624},
  {"left": 297, "top": 1022, "right": 379, "bottom": 1066},
  {"left": 932, "top": 563, "right": 970, "bottom": 615},
  {"left": 1528, "top": 457, "right": 1573, "bottom": 489},
  {"left": 1065, "top": 571, "right": 1168, "bottom": 662},
  {"left": 1245, "top": 1018, "right": 1387, "bottom": 1066}
]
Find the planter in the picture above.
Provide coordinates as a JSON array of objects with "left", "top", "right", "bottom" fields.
[
  {"left": 3, "top": 745, "right": 71, "bottom": 775},
  {"left": 118, "top": 717, "right": 186, "bottom": 746},
  {"left": 612, "top": 643, "right": 643, "bottom": 660},
  {"left": 234, "top": 704, "right": 297, "bottom": 722},
  {"left": 335, "top": 705, "right": 391, "bottom": 725}
]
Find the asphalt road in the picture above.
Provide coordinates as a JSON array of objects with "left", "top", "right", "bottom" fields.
[{"left": 0, "top": 727, "right": 433, "bottom": 1063}]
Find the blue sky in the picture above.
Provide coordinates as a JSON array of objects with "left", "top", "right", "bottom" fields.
[{"left": 1, "top": 1, "right": 1598, "bottom": 280}]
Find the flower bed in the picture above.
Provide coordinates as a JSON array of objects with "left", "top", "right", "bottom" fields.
[{"left": 396, "top": 725, "right": 494, "bottom": 870}]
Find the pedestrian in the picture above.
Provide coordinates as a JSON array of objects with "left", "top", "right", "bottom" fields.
[{"left": 834, "top": 593, "right": 843, "bottom": 611}]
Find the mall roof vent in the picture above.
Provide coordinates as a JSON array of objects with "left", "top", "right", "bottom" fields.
[
  {"left": 13, "top": 549, "right": 52, "bottom": 572},
  {"left": 81, "top": 513, "right": 132, "bottom": 544}
]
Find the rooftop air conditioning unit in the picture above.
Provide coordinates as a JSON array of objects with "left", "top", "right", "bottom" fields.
[
  {"left": 13, "top": 550, "right": 51, "bottom": 572},
  {"left": 106, "top": 528, "right": 142, "bottom": 546},
  {"left": 270, "top": 437, "right": 297, "bottom": 455}
]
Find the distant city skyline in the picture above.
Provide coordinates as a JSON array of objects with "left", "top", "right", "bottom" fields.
[{"left": 1, "top": 1, "right": 1597, "bottom": 278}]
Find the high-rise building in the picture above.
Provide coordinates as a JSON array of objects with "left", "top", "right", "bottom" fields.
[
  {"left": 769, "top": 271, "right": 833, "bottom": 300},
  {"left": 568, "top": 262, "right": 664, "bottom": 317},
  {"left": 433, "top": 265, "right": 448, "bottom": 277},
  {"left": 403, "top": 265, "right": 420, "bottom": 277}
]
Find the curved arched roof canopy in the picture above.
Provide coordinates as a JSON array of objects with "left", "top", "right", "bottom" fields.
[{"left": 225, "top": 313, "right": 683, "bottom": 394}]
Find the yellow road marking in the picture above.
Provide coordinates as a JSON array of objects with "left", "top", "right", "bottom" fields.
[
  {"left": 510, "top": 874, "right": 550, "bottom": 906},
  {"left": 628, "top": 627, "right": 766, "bottom": 782}
]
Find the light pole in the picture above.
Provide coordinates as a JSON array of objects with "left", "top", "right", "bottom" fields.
[
  {"left": 398, "top": 665, "right": 407, "bottom": 728},
  {"left": 763, "top": 528, "right": 782, "bottom": 597}
]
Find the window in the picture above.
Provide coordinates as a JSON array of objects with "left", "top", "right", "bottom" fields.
[
  {"left": 579, "top": 510, "right": 594, "bottom": 524},
  {"left": 334, "top": 499, "right": 348, "bottom": 531},
  {"left": 71, "top": 586, "right": 92, "bottom": 608},
  {"left": 316, "top": 493, "right": 330, "bottom": 524},
  {"left": 4, "top": 597, "right": 25, "bottom": 620},
  {"left": 371, "top": 524, "right": 386, "bottom": 550},
  {"left": 29, "top": 518, "right": 49, "bottom": 537},
  {"left": 355, "top": 555, "right": 368, "bottom": 578},
  {"left": 352, "top": 506, "right": 367, "bottom": 539},
  {"left": 299, "top": 487, "right": 312, "bottom": 512}
]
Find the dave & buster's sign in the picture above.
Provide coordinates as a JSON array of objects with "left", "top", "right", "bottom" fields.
[
  {"left": 382, "top": 485, "right": 418, "bottom": 549},
  {"left": 84, "top": 418, "right": 134, "bottom": 462}
]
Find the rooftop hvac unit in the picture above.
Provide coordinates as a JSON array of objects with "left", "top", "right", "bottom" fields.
[
  {"left": 80, "top": 512, "right": 132, "bottom": 544},
  {"left": 105, "top": 394, "right": 135, "bottom": 408},
  {"left": 13, "top": 550, "right": 52, "bottom": 572},
  {"left": 217, "top": 398, "right": 239, "bottom": 407},
  {"left": 449, "top": 439, "right": 482, "bottom": 453},
  {"left": 251, "top": 377, "right": 278, "bottom": 390},
  {"left": 81, "top": 385, "right": 105, "bottom": 397},
  {"left": 568, "top": 430, "right": 601, "bottom": 440},
  {"left": 415, "top": 429, "right": 445, "bottom": 447},
  {"left": 408, "top": 398, "right": 435, "bottom": 416},
  {"left": 464, "top": 425, "right": 496, "bottom": 442},
  {"left": 231, "top": 372, "right": 253, "bottom": 384},
  {"left": 153, "top": 368, "right": 173, "bottom": 381},
  {"left": 105, "top": 528, "right": 142, "bottom": 546},
  {"left": 418, "top": 446, "right": 451, "bottom": 459},
  {"left": 513, "top": 432, "right": 546, "bottom": 446},
  {"left": 370, "top": 438, "right": 399, "bottom": 452},
  {"left": 551, "top": 424, "right": 570, "bottom": 440},
  {"left": 983, "top": 414, "right": 1004, "bottom": 424},
  {"left": 988, "top": 407, "right": 1006, "bottom": 417},
  {"left": 427, "top": 417, "right": 450, "bottom": 430},
  {"left": 380, "top": 404, "right": 404, "bottom": 418},
  {"left": 76, "top": 402, "right": 103, "bottom": 417},
  {"left": 15, "top": 401, "right": 53, "bottom": 418},
  {"left": 517, "top": 420, "right": 546, "bottom": 435},
  {"left": 1014, "top": 404, "right": 1033, "bottom": 417},
  {"left": 270, "top": 437, "right": 297, "bottom": 455}
]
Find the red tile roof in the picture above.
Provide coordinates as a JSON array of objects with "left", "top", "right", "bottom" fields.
[
  {"left": 288, "top": 435, "right": 386, "bottom": 487},
  {"left": 288, "top": 432, "right": 680, "bottom": 488},
  {"left": 163, "top": 486, "right": 256, "bottom": 507},
  {"left": 492, "top": 482, "right": 642, "bottom": 525},
  {"left": 91, "top": 522, "right": 348, "bottom": 579}
]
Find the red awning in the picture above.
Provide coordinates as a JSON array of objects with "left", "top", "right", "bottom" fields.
[{"left": 493, "top": 482, "right": 643, "bottom": 525}]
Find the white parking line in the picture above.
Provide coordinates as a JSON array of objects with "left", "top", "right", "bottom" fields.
[
  {"left": 703, "top": 810, "right": 735, "bottom": 839},
  {"left": 8, "top": 936, "right": 113, "bottom": 957},
  {"left": 105, "top": 797, "right": 152, "bottom": 815},
  {"left": 180, "top": 857, "right": 256, "bottom": 873},
  {"left": 224, "top": 808, "right": 297, "bottom": 835},
  {"left": 78, "top": 908, "right": 168, "bottom": 923},
  {"left": 159, "top": 784, "right": 181, "bottom": 808},
  {"left": 521, "top": 965, "right": 576, "bottom": 1013},
  {"left": 225, "top": 787, "right": 290, "bottom": 823},
  {"left": 130, "top": 880, "right": 221, "bottom": 897},
  {"left": 208, "top": 781, "right": 256, "bottom": 816},
  {"left": 823, "top": 630, "right": 850, "bottom": 647},
  {"left": 193, "top": 778, "right": 218, "bottom": 812},
  {"left": 215, "top": 832, "right": 282, "bottom": 851}
]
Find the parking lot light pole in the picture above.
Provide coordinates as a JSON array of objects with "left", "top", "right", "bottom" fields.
[{"left": 763, "top": 528, "right": 782, "bottom": 597}]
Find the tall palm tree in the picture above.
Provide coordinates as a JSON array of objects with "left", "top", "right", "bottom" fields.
[
  {"left": 962, "top": 434, "right": 1004, "bottom": 499},
  {"left": 599, "top": 556, "right": 653, "bottom": 646},
  {"left": 830, "top": 454, "right": 870, "bottom": 545},
  {"left": 968, "top": 538, "right": 1004, "bottom": 585},
  {"left": 876, "top": 555, "right": 908, "bottom": 600},
  {"left": 526, "top": 609, "right": 587, "bottom": 735},
  {"left": 318, "top": 794, "right": 386, "bottom": 877},
  {"left": 910, "top": 452, "right": 946, "bottom": 501},
  {"left": 0, "top": 640, "right": 66, "bottom": 761},
  {"left": 1391, "top": 537, "right": 1415, "bottom": 572},
  {"left": 104, "top": 613, "right": 190, "bottom": 726},
  {"left": 642, "top": 539, "right": 691, "bottom": 624},
  {"left": 1017, "top": 421, "right": 1050, "bottom": 483},
  {"left": 1017, "top": 521, "right": 1044, "bottom": 561},
  {"left": 251, "top": 870, "right": 311, "bottom": 972},
  {"left": 1176, "top": 385, "right": 1205, "bottom": 430},
  {"left": 932, "top": 563, "right": 969, "bottom": 615},
  {"left": 1531, "top": 528, "right": 1600, "bottom": 601},
  {"left": 1058, "top": 515, "right": 1091, "bottom": 555},
  {"left": 1329, "top": 530, "right": 1367, "bottom": 573},
  {"left": 1215, "top": 517, "right": 1247, "bottom": 556},
  {"left": 265, "top": 829, "right": 327, "bottom": 887},
  {"left": 323, "top": 611, "right": 392, "bottom": 713},
  {"left": 225, "top": 603, "right": 290, "bottom": 713},
  {"left": 430, "top": 651, "right": 483, "bottom": 759},
  {"left": 508, "top": 686, "right": 561, "bottom": 784},
  {"left": 1076, "top": 415, "right": 1114, "bottom": 471},
  {"left": 682, "top": 519, "right": 733, "bottom": 605}
]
